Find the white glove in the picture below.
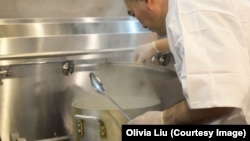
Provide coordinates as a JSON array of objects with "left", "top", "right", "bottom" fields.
[
  {"left": 127, "top": 111, "right": 164, "bottom": 125},
  {"left": 133, "top": 41, "right": 160, "bottom": 63}
]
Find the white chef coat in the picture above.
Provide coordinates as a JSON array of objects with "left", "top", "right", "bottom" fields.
[{"left": 166, "top": 0, "right": 250, "bottom": 124}]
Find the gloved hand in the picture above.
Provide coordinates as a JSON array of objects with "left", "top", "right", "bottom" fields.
[
  {"left": 133, "top": 41, "right": 160, "bottom": 63},
  {"left": 127, "top": 111, "right": 164, "bottom": 125}
]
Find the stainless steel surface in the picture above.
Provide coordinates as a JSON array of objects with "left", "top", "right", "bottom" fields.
[
  {"left": 0, "top": 17, "right": 156, "bottom": 66},
  {"left": 0, "top": 60, "right": 183, "bottom": 141},
  {"left": 0, "top": 17, "right": 133, "bottom": 24},
  {"left": 0, "top": 62, "right": 69, "bottom": 140},
  {"left": 0, "top": 17, "right": 162, "bottom": 141},
  {"left": 0, "top": 17, "right": 184, "bottom": 141},
  {"left": 89, "top": 72, "right": 131, "bottom": 120},
  {"left": 0, "top": 48, "right": 134, "bottom": 60},
  {"left": 72, "top": 95, "right": 161, "bottom": 141},
  {"left": 0, "top": 20, "right": 157, "bottom": 68},
  {"left": 0, "top": 17, "right": 149, "bottom": 38}
]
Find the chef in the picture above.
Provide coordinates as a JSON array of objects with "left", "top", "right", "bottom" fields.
[{"left": 123, "top": 0, "right": 250, "bottom": 124}]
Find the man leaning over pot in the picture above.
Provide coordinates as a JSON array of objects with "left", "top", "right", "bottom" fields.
[{"left": 123, "top": 0, "right": 250, "bottom": 124}]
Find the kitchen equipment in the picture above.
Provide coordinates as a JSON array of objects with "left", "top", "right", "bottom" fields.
[
  {"left": 0, "top": 17, "right": 158, "bottom": 141},
  {"left": 89, "top": 72, "right": 131, "bottom": 120},
  {"left": 71, "top": 62, "right": 184, "bottom": 141},
  {"left": 72, "top": 95, "right": 161, "bottom": 141}
]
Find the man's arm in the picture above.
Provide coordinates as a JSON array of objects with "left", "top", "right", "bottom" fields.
[{"left": 162, "top": 100, "right": 234, "bottom": 124}]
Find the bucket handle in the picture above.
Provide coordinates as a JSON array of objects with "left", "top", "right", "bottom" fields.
[{"left": 74, "top": 114, "right": 107, "bottom": 138}]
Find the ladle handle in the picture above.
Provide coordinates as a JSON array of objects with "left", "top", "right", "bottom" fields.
[{"left": 105, "top": 95, "right": 131, "bottom": 121}]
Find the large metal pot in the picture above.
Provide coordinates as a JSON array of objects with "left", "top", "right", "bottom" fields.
[
  {"left": 72, "top": 95, "right": 161, "bottom": 141},
  {"left": 66, "top": 62, "right": 184, "bottom": 141}
]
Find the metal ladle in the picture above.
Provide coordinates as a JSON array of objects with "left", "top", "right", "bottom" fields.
[{"left": 89, "top": 72, "right": 131, "bottom": 120}]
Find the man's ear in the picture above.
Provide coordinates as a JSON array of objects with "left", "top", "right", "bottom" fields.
[{"left": 145, "top": 0, "right": 154, "bottom": 11}]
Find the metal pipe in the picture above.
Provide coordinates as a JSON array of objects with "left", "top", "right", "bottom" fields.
[{"left": 0, "top": 48, "right": 134, "bottom": 60}]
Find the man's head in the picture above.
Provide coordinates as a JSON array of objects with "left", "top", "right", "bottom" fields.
[{"left": 124, "top": 0, "right": 168, "bottom": 36}]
